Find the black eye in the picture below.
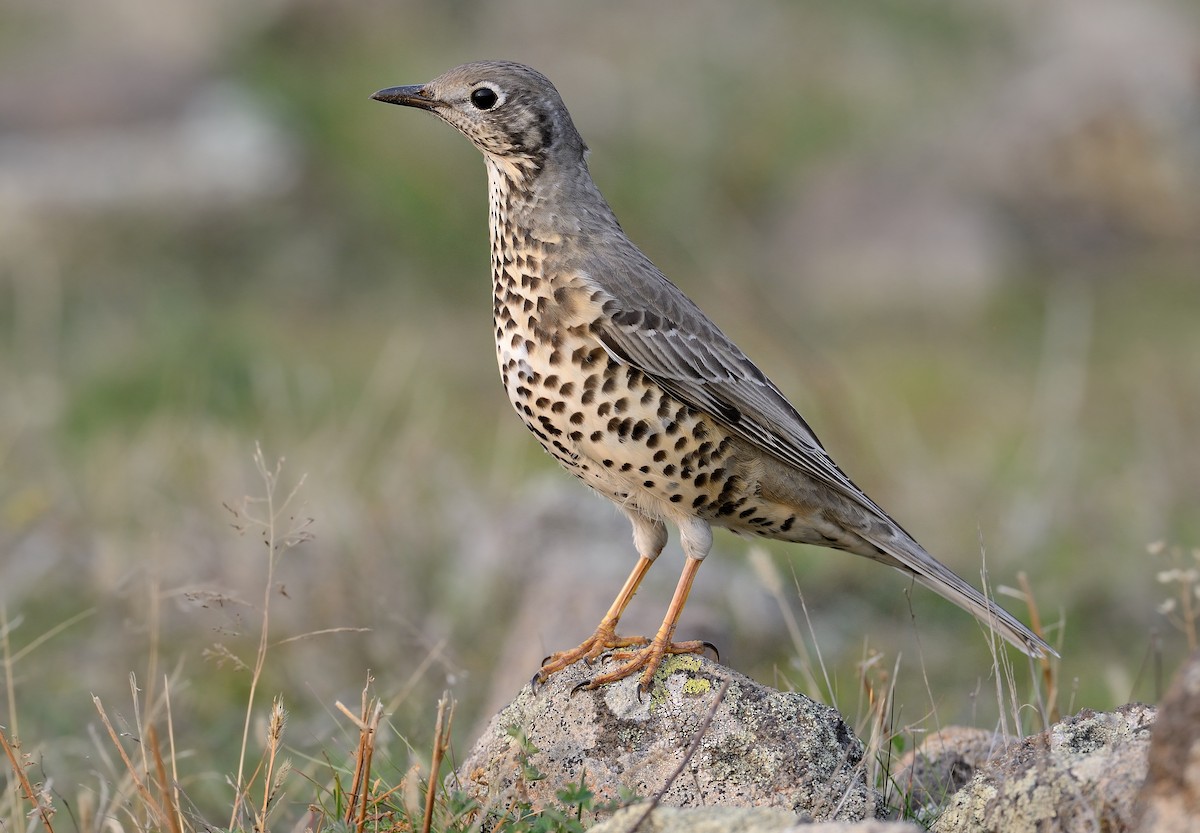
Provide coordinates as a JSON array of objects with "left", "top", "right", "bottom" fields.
[{"left": 471, "top": 87, "right": 498, "bottom": 110}]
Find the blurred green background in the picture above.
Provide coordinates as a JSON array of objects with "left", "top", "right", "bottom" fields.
[{"left": 2, "top": 0, "right": 1199, "bottom": 824}]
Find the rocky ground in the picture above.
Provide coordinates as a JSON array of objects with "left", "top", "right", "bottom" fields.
[{"left": 451, "top": 651, "right": 1200, "bottom": 832}]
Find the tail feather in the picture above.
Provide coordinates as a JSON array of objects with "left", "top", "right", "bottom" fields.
[{"left": 867, "top": 530, "right": 1058, "bottom": 659}]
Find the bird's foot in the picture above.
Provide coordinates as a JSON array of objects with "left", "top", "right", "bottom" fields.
[
  {"left": 574, "top": 636, "right": 710, "bottom": 695},
  {"left": 533, "top": 622, "right": 649, "bottom": 688}
]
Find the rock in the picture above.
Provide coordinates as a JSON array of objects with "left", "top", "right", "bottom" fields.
[
  {"left": 933, "top": 704, "right": 1156, "bottom": 833},
  {"left": 891, "top": 726, "right": 1006, "bottom": 818},
  {"left": 1135, "top": 650, "right": 1200, "bottom": 831},
  {"left": 589, "top": 805, "right": 922, "bottom": 833},
  {"left": 587, "top": 805, "right": 798, "bottom": 833},
  {"left": 452, "top": 654, "right": 882, "bottom": 830}
]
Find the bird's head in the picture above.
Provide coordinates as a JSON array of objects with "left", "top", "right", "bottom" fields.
[{"left": 372, "top": 61, "right": 587, "bottom": 171}]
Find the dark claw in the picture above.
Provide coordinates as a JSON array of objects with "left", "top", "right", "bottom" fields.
[
  {"left": 701, "top": 641, "right": 720, "bottom": 662},
  {"left": 636, "top": 682, "right": 649, "bottom": 702},
  {"left": 530, "top": 671, "right": 545, "bottom": 692},
  {"left": 570, "top": 680, "right": 594, "bottom": 697},
  {"left": 539, "top": 654, "right": 553, "bottom": 666}
]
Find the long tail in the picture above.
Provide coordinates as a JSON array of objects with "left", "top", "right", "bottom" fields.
[{"left": 865, "top": 528, "right": 1057, "bottom": 659}]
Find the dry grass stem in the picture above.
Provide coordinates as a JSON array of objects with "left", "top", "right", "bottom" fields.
[
  {"left": 337, "top": 677, "right": 384, "bottom": 833},
  {"left": 748, "top": 548, "right": 823, "bottom": 696},
  {"left": 229, "top": 444, "right": 312, "bottom": 830},
  {"left": 1152, "top": 541, "right": 1200, "bottom": 651},
  {"left": 631, "top": 679, "right": 731, "bottom": 832},
  {"left": 255, "top": 696, "right": 290, "bottom": 833},
  {"left": 385, "top": 638, "right": 450, "bottom": 716},
  {"left": 421, "top": 691, "right": 455, "bottom": 833},
  {"left": 92, "top": 694, "right": 171, "bottom": 828},
  {"left": 789, "top": 569, "right": 834, "bottom": 701},
  {"left": 273, "top": 627, "right": 372, "bottom": 647},
  {"left": 857, "top": 649, "right": 901, "bottom": 790},
  {"left": 146, "top": 725, "right": 184, "bottom": 833},
  {"left": 0, "top": 726, "right": 55, "bottom": 833},
  {"left": 1017, "top": 572, "right": 1059, "bottom": 725},
  {"left": 163, "top": 678, "right": 185, "bottom": 833}
]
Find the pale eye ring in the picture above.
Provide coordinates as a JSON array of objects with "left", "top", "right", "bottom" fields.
[{"left": 471, "top": 87, "right": 499, "bottom": 110}]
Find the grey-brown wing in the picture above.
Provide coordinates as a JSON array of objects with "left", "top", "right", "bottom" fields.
[{"left": 588, "top": 267, "right": 892, "bottom": 521}]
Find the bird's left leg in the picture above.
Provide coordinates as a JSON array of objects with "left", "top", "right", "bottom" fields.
[
  {"left": 579, "top": 518, "right": 713, "bottom": 692},
  {"left": 534, "top": 510, "right": 666, "bottom": 684}
]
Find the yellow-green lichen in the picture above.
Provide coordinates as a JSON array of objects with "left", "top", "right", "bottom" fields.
[
  {"left": 661, "top": 654, "right": 703, "bottom": 674},
  {"left": 648, "top": 654, "right": 708, "bottom": 709}
]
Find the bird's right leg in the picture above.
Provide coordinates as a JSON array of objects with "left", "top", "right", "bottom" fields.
[{"left": 534, "top": 511, "right": 665, "bottom": 684}]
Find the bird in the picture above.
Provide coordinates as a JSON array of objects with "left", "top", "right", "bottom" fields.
[{"left": 371, "top": 61, "right": 1056, "bottom": 692}]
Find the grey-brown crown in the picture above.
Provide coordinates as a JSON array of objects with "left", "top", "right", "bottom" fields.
[{"left": 372, "top": 61, "right": 587, "bottom": 170}]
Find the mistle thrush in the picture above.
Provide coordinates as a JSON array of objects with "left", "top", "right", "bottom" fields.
[{"left": 372, "top": 61, "right": 1056, "bottom": 691}]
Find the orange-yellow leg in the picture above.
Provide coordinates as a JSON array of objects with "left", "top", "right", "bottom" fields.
[
  {"left": 535, "top": 555, "right": 655, "bottom": 684},
  {"left": 578, "top": 555, "right": 707, "bottom": 692}
]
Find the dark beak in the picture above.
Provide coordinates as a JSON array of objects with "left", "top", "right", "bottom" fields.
[{"left": 371, "top": 84, "right": 437, "bottom": 110}]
